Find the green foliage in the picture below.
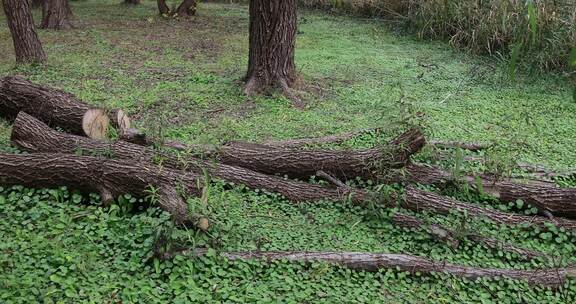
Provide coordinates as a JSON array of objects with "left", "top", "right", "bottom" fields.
[
  {"left": 0, "top": 1, "right": 576, "bottom": 302},
  {"left": 299, "top": 0, "right": 576, "bottom": 72}
]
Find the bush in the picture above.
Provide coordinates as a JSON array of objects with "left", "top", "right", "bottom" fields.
[{"left": 299, "top": 0, "right": 576, "bottom": 72}]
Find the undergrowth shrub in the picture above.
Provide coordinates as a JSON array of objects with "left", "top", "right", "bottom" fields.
[{"left": 299, "top": 0, "right": 576, "bottom": 72}]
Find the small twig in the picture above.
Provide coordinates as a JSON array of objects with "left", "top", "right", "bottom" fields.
[
  {"left": 316, "top": 170, "right": 348, "bottom": 189},
  {"left": 429, "top": 140, "right": 489, "bottom": 152}
]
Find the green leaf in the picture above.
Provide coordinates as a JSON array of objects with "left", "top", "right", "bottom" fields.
[
  {"left": 527, "top": 1, "right": 538, "bottom": 45},
  {"left": 570, "top": 48, "right": 576, "bottom": 67},
  {"left": 508, "top": 43, "right": 522, "bottom": 80}
]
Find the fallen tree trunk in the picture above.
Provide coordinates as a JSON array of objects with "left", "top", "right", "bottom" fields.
[
  {"left": 173, "top": 249, "right": 573, "bottom": 287},
  {"left": 214, "top": 128, "right": 426, "bottom": 181},
  {"left": 11, "top": 112, "right": 369, "bottom": 203},
  {"left": 0, "top": 152, "right": 207, "bottom": 228},
  {"left": 0, "top": 76, "right": 130, "bottom": 139},
  {"left": 121, "top": 128, "right": 426, "bottom": 181},
  {"left": 399, "top": 164, "right": 576, "bottom": 219},
  {"left": 402, "top": 187, "right": 576, "bottom": 231},
  {"left": 392, "top": 213, "right": 546, "bottom": 259}
]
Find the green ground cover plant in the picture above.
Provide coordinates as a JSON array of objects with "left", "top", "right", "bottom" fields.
[{"left": 1, "top": 1, "right": 576, "bottom": 302}]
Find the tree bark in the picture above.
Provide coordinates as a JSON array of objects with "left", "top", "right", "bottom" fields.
[
  {"left": 2, "top": 0, "right": 47, "bottom": 64},
  {"left": 215, "top": 129, "right": 426, "bottom": 181},
  {"left": 403, "top": 186, "right": 576, "bottom": 231},
  {"left": 174, "top": 249, "right": 574, "bottom": 287},
  {"left": 41, "top": 0, "right": 72, "bottom": 30},
  {"left": 11, "top": 112, "right": 370, "bottom": 204},
  {"left": 157, "top": 0, "right": 170, "bottom": 15},
  {"left": 0, "top": 76, "right": 129, "bottom": 139},
  {"left": 0, "top": 153, "right": 207, "bottom": 227},
  {"left": 175, "top": 0, "right": 196, "bottom": 17},
  {"left": 121, "top": 128, "right": 426, "bottom": 181},
  {"left": 245, "top": 0, "right": 297, "bottom": 96}
]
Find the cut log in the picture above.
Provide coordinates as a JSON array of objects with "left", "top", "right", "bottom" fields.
[
  {"left": 399, "top": 164, "right": 576, "bottom": 219},
  {"left": 0, "top": 76, "right": 129, "bottom": 139},
  {"left": 402, "top": 187, "right": 576, "bottom": 231},
  {"left": 392, "top": 213, "right": 546, "bottom": 259},
  {"left": 121, "top": 128, "right": 425, "bottom": 182},
  {"left": 173, "top": 249, "right": 574, "bottom": 287},
  {"left": 214, "top": 128, "right": 426, "bottom": 181},
  {"left": 0, "top": 152, "right": 207, "bottom": 227},
  {"left": 11, "top": 112, "right": 369, "bottom": 204},
  {"left": 122, "top": 128, "right": 425, "bottom": 181}
]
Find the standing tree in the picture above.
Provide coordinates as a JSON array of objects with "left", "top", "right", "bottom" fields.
[
  {"left": 157, "top": 0, "right": 196, "bottom": 17},
  {"left": 2, "top": 0, "right": 47, "bottom": 64},
  {"left": 157, "top": 0, "right": 170, "bottom": 15},
  {"left": 41, "top": 0, "right": 72, "bottom": 30},
  {"left": 174, "top": 0, "right": 196, "bottom": 17},
  {"left": 244, "top": 0, "right": 297, "bottom": 98}
]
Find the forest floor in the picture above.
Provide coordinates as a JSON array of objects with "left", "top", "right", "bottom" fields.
[{"left": 1, "top": 1, "right": 576, "bottom": 303}]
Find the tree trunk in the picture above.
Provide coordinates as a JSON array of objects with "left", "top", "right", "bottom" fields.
[
  {"left": 403, "top": 186, "right": 576, "bottom": 231},
  {"left": 399, "top": 163, "right": 576, "bottom": 219},
  {"left": 175, "top": 0, "right": 196, "bottom": 17},
  {"left": 245, "top": 0, "right": 297, "bottom": 96},
  {"left": 171, "top": 249, "right": 575, "bottom": 287},
  {"left": 157, "top": 0, "right": 170, "bottom": 15},
  {"left": 121, "top": 128, "right": 426, "bottom": 181},
  {"left": 0, "top": 153, "right": 208, "bottom": 227},
  {"left": 11, "top": 112, "right": 370, "bottom": 204},
  {"left": 214, "top": 129, "right": 425, "bottom": 181},
  {"left": 41, "top": 0, "right": 72, "bottom": 30},
  {"left": 0, "top": 76, "right": 129, "bottom": 139},
  {"left": 124, "top": 0, "right": 140, "bottom": 4},
  {"left": 2, "top": 0, "right": 47, "bottom": 64}
]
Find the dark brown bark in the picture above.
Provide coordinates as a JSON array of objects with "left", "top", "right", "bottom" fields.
[
  {"left": 41, "top": 0, "right": 72, "bottom": 30},
  {"left": 11, "top": 112, "right": 370, "bottom": 204},
  {"left": 392, "top": 213, "right": 546, "bottom": 259},
  {"left": 2, "top": 0, "right": 47, "bottom": 64},
  {"left": 0, "top": 76, "right": 127, "bottom": 139},
  {"left": 175, "top": 0, "right": 196, "bottom": 17},
  {"left": 402, "top": 186, "right": 576, "bottom": 231},
  {"left": 216, "top": 129, "right": 426, "bottom": 181},
  {"left": 245, "top": 0, "right": 297, "bottom": 95},
  {"left": 121, "top": 128, "right": 425, "bottom": 181},
  {"left": 0, "top": 153, "right": 207, "bottom": 227},
  {"left": 399, "top": 163, "right": 576, "bottom": 219},
  {"left": 157, "top": 0, "right": 170, "bottom": 15},
  {"left": 176, "top": 249, "right": 575, "bottom": 287}
]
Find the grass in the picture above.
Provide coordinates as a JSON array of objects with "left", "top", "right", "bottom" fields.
[{"left": 1, "top": 0, "right": 576, "bottom": 302}]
